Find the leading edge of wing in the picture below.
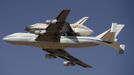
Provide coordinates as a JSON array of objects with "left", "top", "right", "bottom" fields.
[
  {"left": 58, "top": 52, "right": 93, "bottom": 68},
  {"left": 56, "top": 9, "right": 70, "bottom": 22}
]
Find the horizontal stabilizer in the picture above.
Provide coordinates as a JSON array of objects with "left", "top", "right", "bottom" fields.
[
  {"left": 108, "top": 43, "right": 125, "bottom": 54},
  {"left": 119, "top": 44, "right": 125, "bottom": 53}
]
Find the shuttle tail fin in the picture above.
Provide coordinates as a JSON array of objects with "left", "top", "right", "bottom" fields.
[{"left": 74, "top": 17, "right": 88, "bottom": 25}]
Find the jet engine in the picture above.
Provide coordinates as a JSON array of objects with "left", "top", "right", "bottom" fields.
[
  {"left": 34, "top": 30, "right": 46, "bottom": 35},
  {"left": 46, "top": 19, "right": 57, "bottom": 24},
  {"left": 45, "top": 54, "right": 57, "bottom": 59},
  {"left": 63, "top": 61, "right": 75, "bottom": 66}
]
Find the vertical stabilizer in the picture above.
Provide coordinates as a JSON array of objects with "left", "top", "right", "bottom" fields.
[
  {"left": 111, "top": 23, "right": 124, "bottom": 37},
  {"left": 97, "top": 23, "right": 125, "bottom": 54},
  {"left": 74, "top": 17, "right": 88, "bottom": 25},
  {"left": 97, "top": 23, "right": 125, "bottom": 42}
]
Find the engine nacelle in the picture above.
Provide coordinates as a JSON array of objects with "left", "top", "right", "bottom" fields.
[
  {"left": 46, "top": 19, "right": 57, "bottom": 24},
  {"left": 51, "top": 19, "right": 57, "bottom": 24},
  {"left": 45, "top": 20, "right": 51, "bottom": 24},
  {"left": 45, "top": 54, "right": 57, "bottom": 59},
  {"left": 63, "top": 61, "right": 75, "bottom": 66},
  {"left": 34, "top": 30, "right": 46, "bottom": 35}
]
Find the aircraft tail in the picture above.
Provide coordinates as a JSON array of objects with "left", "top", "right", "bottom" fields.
[
  {"left": 74, "top": 17, "right": 88, "bottom": 25},
  {"left": 97, "top": 23, "right": 125, "bottom": 54}
]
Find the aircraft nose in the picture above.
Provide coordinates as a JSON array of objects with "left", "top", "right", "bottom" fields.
[
  {"left": 3, "top": 34, "right": 14, "bottom": 42},
  {"left": 3, "top": 36, "right": 10, "bottom": 42}
]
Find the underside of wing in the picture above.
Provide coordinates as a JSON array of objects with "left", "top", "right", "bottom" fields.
[
  {"left": 35, "top": 9, "right": 78, "bottom": 41},
  {"left": 42, "top": 49, "right": 92, "bottom": 68},
  {"left": 35, "top": 22, "right": 63, "bottom": 42},
  {"left": 56, "top": 9, "right": 70, "bottom": 22}
]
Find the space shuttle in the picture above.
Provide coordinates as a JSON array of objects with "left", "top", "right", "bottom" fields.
[{"left": 25, "top": 17, "right": 94, "bottom": 36}]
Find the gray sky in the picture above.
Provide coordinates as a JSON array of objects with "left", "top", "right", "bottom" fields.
[{"left": 0, "top": 0, "right": 134, "bottom": 75}]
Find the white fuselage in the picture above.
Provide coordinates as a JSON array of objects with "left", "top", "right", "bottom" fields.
[{"left": 3, "top": 33, "right": 104, "bottom": 49}]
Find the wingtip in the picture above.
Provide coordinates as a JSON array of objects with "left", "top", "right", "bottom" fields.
[
  {"left": 88, "top": 65, "right": 93, "bottom": 68},
  {"left": 63, "top": 8, "right": 71, "bottom": 11},
  {"left": 84, "top": 65, "right": 93, "bottom": 68}
]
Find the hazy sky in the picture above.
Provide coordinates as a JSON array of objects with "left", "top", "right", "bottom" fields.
[{"left": 0, "top": 0, "right": 134, "bottom": 75}]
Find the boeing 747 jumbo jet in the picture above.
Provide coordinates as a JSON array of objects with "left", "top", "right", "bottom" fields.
[{"left": 3, "top": 9, "right": 125, "bottom": 68}]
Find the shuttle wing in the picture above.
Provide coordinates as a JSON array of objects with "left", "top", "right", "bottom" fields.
[
  {"left": 43, "top": 49, "right": 92, "bottom": 68},
  {"left": 35, "top": 9, "right": 77, "bottom": 41}
]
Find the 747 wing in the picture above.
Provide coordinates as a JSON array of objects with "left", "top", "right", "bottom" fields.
[
  {"left": 43, "top": 49, "right": 92, "bottom": 68},
  {"left": 35, "top": 9, "right": 78, "bottom": 42}
]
